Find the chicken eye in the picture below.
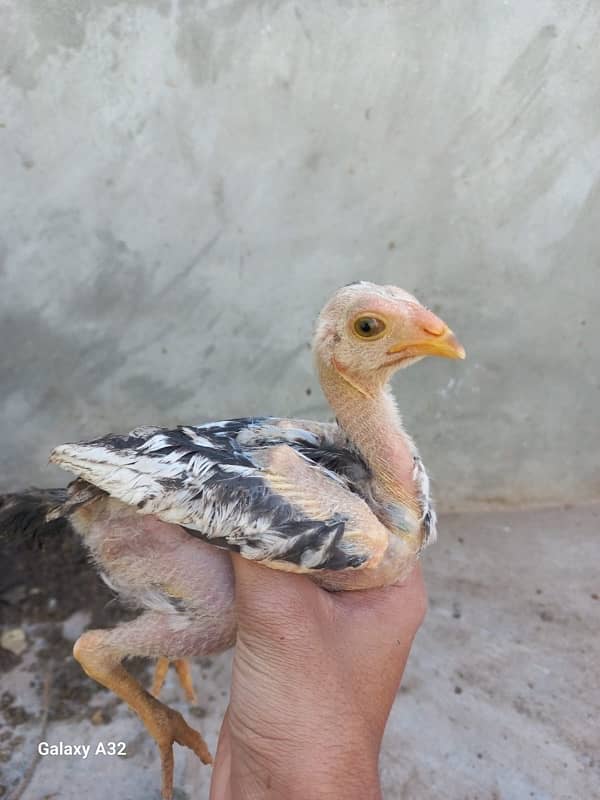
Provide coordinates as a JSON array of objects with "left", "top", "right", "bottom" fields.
[{"left": 353, "top": 316, "right": 386, "bottom": 339}]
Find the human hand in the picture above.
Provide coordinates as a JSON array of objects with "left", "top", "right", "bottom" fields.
[{"left": 209, "top": 557, "right": 427, "bottom": 800}]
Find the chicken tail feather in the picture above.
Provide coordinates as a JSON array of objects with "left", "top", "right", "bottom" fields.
[{"left": 0, "top": 488, "right": 70, "bottom": 544}]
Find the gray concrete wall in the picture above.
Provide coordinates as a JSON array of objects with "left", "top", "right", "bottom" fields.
[{"left": 1, "top": 0, "right": 599, "bottom": 508}]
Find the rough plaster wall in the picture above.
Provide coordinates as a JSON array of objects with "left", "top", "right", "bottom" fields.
[{"left": 1, "top": 0, "right": 599, "bottom": 507}]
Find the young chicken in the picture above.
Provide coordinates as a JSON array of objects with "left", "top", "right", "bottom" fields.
[{"left": 2, "top": 281, "right": 464, "bottom": 799}]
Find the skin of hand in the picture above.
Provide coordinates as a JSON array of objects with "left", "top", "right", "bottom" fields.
[{"left": 209, "top": 556, "right": 427, "bottom": 800}]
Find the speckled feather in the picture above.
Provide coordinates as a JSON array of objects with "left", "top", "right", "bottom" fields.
[{"left": 50, "top": 416, "right": 434, "bottom": 574}]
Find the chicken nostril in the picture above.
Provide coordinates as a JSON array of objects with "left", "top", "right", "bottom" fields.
[{"left": 422, "top": 322, "right": 447, "bottom": 337}]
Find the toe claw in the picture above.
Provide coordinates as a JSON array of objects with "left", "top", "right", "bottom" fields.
[{"left": 171, "top": 708, "right": 213, "bottom": 764}]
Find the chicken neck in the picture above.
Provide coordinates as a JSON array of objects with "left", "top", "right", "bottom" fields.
[{"left": 317, "top": 359, "right": 419, "bottom": 513}]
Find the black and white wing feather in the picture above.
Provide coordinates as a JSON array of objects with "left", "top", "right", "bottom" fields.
[{"left": 50, "top": 418, "right": 390, "bottom": 573}]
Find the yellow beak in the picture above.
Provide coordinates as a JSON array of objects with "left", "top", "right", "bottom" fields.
[{"left": 388, "top": 308, "right": 466, "bottom": 360}]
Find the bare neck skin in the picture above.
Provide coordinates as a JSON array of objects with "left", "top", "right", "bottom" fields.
[{"left": 317, "top": 359, "right": 419, "bottom": 511}]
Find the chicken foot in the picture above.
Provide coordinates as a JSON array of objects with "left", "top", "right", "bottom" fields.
[
  {"left": 73, "top": 616, "right": 212, "bottom": 800},
  {"left": 151, "top": 657, "right": 198, "bottom": 704}
]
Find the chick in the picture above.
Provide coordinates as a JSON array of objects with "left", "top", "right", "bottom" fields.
[{"left": 2, "top": 282, "right": 465, "bottom": 799}]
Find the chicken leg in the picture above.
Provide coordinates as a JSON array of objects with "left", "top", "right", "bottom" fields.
[
  {"left": 63, "top": 500, "right": 237, "bottom": 798},
  {"left": 73, "top": 611, "right": 230, "bottom": 800},
  {"left": 151, "top": 657, "right": 198, "bottom": 704}
]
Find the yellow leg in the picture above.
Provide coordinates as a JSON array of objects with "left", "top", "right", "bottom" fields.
[
  {"left": 74, "top": 632, "right": 211, "bottom": 800},
  {"left": 151, "top": 656, "right": 170, "bottom": 698},
  {"left": 173, "top": 659, "right": 198, "bottom": 704},
  {"left": 152, "top": 657, "right": 198, "bottom": 704}
]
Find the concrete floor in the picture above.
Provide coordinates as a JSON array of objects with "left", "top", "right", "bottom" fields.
[{"left": 1, "top": 505, "right": 598, "bottom": 799}]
